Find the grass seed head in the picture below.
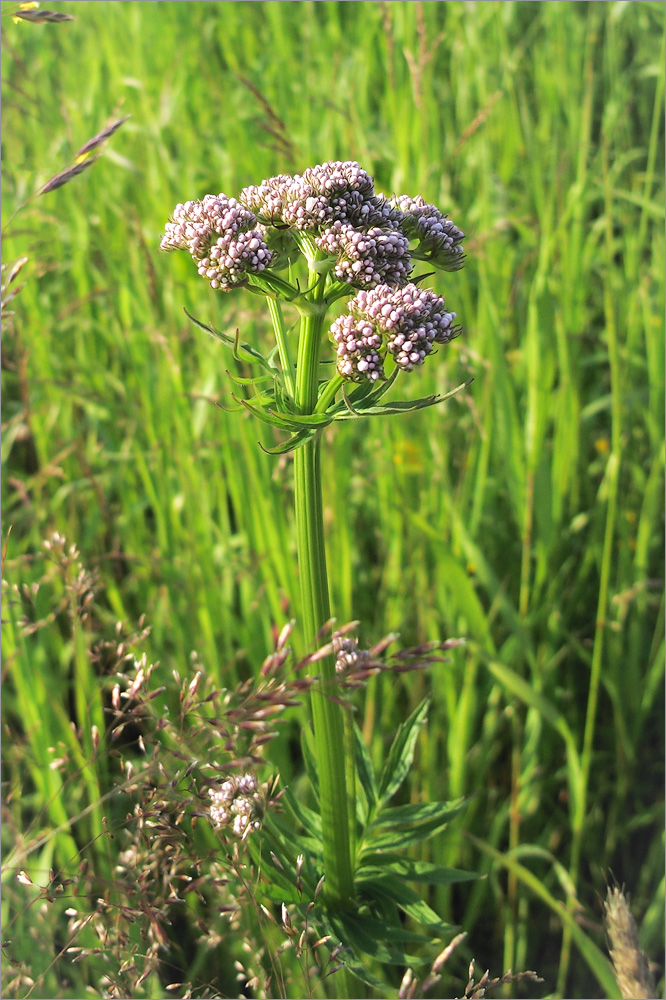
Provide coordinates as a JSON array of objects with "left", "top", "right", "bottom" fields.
[{"left": 604, "top": 887, "right": 657, "bottom": 1000}]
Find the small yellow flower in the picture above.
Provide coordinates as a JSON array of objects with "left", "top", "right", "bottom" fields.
[{"left": 393, "top": 440, "right": 423, "bottom": 473}]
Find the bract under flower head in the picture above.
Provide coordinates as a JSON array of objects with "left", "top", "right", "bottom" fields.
[
  {"left": 160, "top": 194, "right": 273, "bottom": 290},
  {"left": 330, "top": 283, "right": 459, "bottom": 381}
]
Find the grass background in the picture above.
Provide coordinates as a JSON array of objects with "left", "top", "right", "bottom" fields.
[{"left": 1, "top": 1, "right": 664, "bottom": 998}]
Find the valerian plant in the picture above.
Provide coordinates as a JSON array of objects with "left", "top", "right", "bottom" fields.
[{"left": 160, "top": 161, "right": 478, "bottom": 996}]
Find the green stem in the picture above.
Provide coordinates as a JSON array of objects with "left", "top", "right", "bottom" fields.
[
  {"left": 266, "top": 295, "right": 296, "bottom": 401},
  {"left": 293, "top": 262, "right": 355, "bottom": 906},
  {"left": 343, "top": 704, "right": 357, "bottom": 864},
  {"left": 315, "top": 373, "right": 344, "bottom": 414}
]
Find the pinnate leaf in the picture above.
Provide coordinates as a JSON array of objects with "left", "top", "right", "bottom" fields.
[{"left": 378, "top": 696, "right": 430, "bottom": 801}]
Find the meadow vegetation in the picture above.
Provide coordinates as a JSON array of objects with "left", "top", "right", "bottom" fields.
[{"left": 1, "top": 2, "right": 664, "bottom": 998}]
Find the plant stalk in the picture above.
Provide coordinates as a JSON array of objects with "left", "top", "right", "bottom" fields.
[
  {"left": 292, "top": 265, "right": 355, "bottom": 906},
  {"left": 265, "top": 295, "right": 296, "bottom": 402}
]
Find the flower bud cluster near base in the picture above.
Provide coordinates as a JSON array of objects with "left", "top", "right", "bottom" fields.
[
  {"left": 208, "top": 773, "right": 263, "bottom": 839},
  {"left": 161, "top": 160, "right": 464, "bottom": 384}
]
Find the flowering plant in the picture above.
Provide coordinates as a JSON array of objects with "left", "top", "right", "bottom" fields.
[
  {"left": 162, "top": 161, "right": 472, "bottom": 995},
  {"left": 161, "top": 161, "right": 469, "bottom": 452}
]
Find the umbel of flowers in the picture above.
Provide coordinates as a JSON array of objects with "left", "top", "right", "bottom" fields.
[
  {"left": 161, "top": 159, "right": 464, "bottom": 388},
  {"left": 161, "top": 161, "right": 468, "bottom": 927}
]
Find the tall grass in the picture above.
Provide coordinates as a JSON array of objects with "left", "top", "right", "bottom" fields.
[{"left": 2, "top": 2, "right": 664, "bottom": 998}]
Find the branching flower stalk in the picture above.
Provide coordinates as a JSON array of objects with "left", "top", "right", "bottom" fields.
[{"left": 161, "top": 160, "right": 467, "bottom": 922}]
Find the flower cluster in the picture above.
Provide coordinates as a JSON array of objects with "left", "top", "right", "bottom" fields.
[
  {"left": 330, "top": 312, "right": 384, "bottom": 381},
  {"left": 240, "top": 160, "right": 400, "bottom": 231},
  {"left": 333, "top": 634, "right": 370, "bottom": 674},
  {"left": 160, "top": 194, "right": 272, "bottom": 290},
  {"left": 391, "top": 194, "right": 465, "bottom": 270},
  {"left": 330, "top": 283, "right": 459, "bottom": 381},
  {"left": 161, "top": 162, "right": 464, "bottom": 381},
  {"left": 208, "top": 772, "right": 263, "bottom": 839},
  {"left": 315, "top": 221, "right": 412, "bottom": 290}
]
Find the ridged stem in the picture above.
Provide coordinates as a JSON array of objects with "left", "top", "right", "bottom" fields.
[
  {"left": 266, "top": 295, "right": 296, "bottom": 401},
  {"left": 293, "top": 266, "right": 355, "bottom": 906}
]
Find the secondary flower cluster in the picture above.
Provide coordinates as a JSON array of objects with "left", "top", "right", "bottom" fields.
[
  {"left": 208, "top": 772, "right": 263, "bottom": 839},
  {"left": 390, "top": 194, "right": 464, "bottom": 270},
  {"left": 315, "top": 221, "right": 412, "bottom": 290},
  {"left": 160, "top": 194, "right": 272, "bottom": 290},
  {"left": 333, "top": 634, "right": 370, "bottom": 674},
  {"left": 330, "top": 283, "right": 459, "bottom": 381}
]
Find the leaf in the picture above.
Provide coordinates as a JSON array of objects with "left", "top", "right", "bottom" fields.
[
  {"left": 338, "top": 959, "right": 396, "bottom": 994},
  {"left": 357, "top": 853, "right": 480, "bottom": 888},
  {"left": 484, "top": 658, "right": 582, "bottom": 816},
  {"left": 362, "top": 874, "right": 454, "bottom": 932},
  {"left": 281, "top": 785, "right": 322, "bottom": 842},
  {"left": 259, "top": 880, "right": 301, "bottom": 906},
  {"left": 266, "top": 409, "right": 332, "bottom": 431},
  {"left": 334, "top": 379, "right": 473, "bottom": 421},
  {"left": 263, "top": 812, "right": 321, "bottom": 859},
  {"left": 235, "top": 397, "right": 295, "bottom": 430},
  {"left": 378, "top": 697, "right": 431, "bottom": 801},
  {"left": 365, "top": 799, "right": 466, "bottom": 850},
  {"left": 258, "top": 427, "right": 318, "bottom": 455},
  {"left": 183, "top": 309, "right": 271, "bottom": 368},
  {"left": 224, "top": 369, "right": 274, "bottom": 387},
  {"left": 328, "top": 910, "right": 429, "bottom": 965},
  {"left": 353, "top": 723, "right": 377, "bottom": 822},
  {"left": 354, "top": 363, "right": 401, "bottom": 403},
  {"left": 373, "top": 799, "right": 466, "bottom": 827},
  {"left": 467, "top": 834, "right": 620, "bottom": 998},
  {"left": 246, "top": 837, "right": 302, "bottom": 902}
]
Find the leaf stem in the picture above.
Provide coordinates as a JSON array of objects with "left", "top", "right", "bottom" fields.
[
  {"left": 265, "top": 295, "right": 296, "bottom": 401},
  {"left": 315, "top": 373, "right": 344, "bottom": 413}
]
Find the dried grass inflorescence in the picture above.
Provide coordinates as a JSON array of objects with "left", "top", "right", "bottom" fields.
[
  {"left": 397, "top": 932, "right": 543, "bottom": 999},
  {"left": 604, "top": 886, "right": 657, "bottom": 1000},
  {"left": 5, "top": 535, "right": 465, "bottom": 998}
]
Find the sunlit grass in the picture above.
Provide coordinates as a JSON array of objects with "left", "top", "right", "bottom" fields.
[{"left": 2, "top": 2, "right": 664, "bottom": 998}]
